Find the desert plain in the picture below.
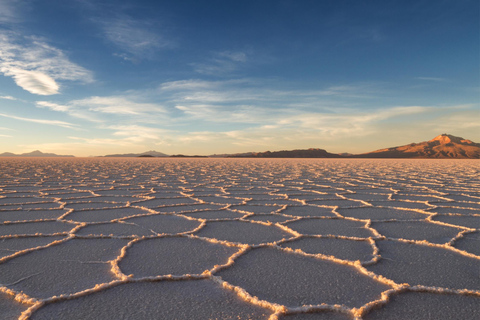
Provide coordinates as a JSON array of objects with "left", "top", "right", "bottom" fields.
[{"left": 0, "top": 158, "right": 479, "bottom": 319}]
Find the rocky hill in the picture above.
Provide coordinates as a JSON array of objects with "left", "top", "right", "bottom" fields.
[
  {"left": 356, "top": 134, "right": 480, "bottom": 159},
  {"left": 228, "top": 148, "right": 343, "bottom": 158}
]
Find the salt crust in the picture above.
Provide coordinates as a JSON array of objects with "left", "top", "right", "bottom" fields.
[{"left": 0, "top": 158, "right": 478, "bottom": 320}]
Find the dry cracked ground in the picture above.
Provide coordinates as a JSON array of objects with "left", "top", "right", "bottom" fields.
[{"left": 0, "top": 158, "right": 479, "bottom": 319}]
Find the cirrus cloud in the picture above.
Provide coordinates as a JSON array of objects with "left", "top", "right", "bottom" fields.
[{"left": 0, "top": 32, "right": 93, "bottom": 95}]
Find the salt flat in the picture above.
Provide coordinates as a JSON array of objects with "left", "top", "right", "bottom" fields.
[{"left": 0, "top": 158, "right": 478, "bottom": 319}]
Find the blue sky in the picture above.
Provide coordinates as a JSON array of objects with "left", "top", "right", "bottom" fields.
[{"left": 0, "top": 0, "right": 478, "bottom": 156}]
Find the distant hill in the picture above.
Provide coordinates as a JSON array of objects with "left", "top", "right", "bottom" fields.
[
  {"left": 103, "top": 150, "right": 169, "bottom": 157},
  {"left": 0, "top": 150, "right": 74, "bottom": 157},
  {"left": 228, "top": 148, "right": 343, "bottom": 158},
  {"left": 4, "top": 134, "right": 476, "bottom": 159},
  {"left": 356, "top": 134, "right": 480, "bottom": 159},
  {"left": 218, "top": 134, "right": 479, "bottom": 159},
  {"left": 170, "top": 154, "right": 208, "bottom": 158}
]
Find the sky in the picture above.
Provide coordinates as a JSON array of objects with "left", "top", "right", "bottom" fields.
[{"left": 0, "top": 0, "right": 478, "bottom": 156}]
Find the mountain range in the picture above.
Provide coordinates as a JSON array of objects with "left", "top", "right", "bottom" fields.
[
  {"left": 102, "top": 150, "right": 169, "bottom": 157},
  {"left": 226, "top": 134, "right": 480, "bottom": 159},
  {"left": 1, "top": 134, "right": 478, "bottom": 159},
  {"left": 0, "top": 150, "right": 74, "bottom": 157},
  {"left": 354, "top": 134, "right": 480, "bottom": 159}
]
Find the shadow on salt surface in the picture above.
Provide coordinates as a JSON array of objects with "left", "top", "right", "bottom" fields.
[
  {"left": 454, "top": 232, "right": 480, "bottom": 256},
  {"left": 342, "top": 193, "right": 391, "bottom": 201},
  {"left": 0, "top": 238, "right": 129, "bottom": 299},
  {"left": 194, "top": 220, "right": 294, "bottom": 245},
  {"left": 280, "top": 237, "right": 374, "bottom": 262},
  {"left": 239, "top": 193, "right": 287, "bottom": 200},
  {"left": 440, "top": 200, "right": 480, "bottom": 209},
  {"left": 193, "top": 196, "right": 247, "bottom": 205},
  {"left": 132, "top": 197, "right": 200, "bottom": 208},
  {"left": 285, "top": 218, "right": 374, "bottom": 238},
  {"left": 366, "top": 240, "right": 480, "bottom": 291},
  {"left": 442, "top": 194, "right": 480, "bottom": 202},
  {"left": 119, "top": 237, "right": 239, "bottom": 277},
  {"left": 64, "top": 207, "right": 150, "bottom": 223},
  {"left": 122, "top": 214, "right": 201, "bottom": 234},
  {"left": 280, "top": 206, "right": 336, "bottom": 218},
  {"left": 370, "top": 221, "right": 464, "bottom": 244},
  {"left": 75, "top": 222, "right": 156, "bottom": 237},
  {"left": 245, "top": 214, "right": 293, "bottom": 223},
  {"left": 366, "top": 201, "right": 433, "bottom": 210},
  {"left": 429, "top": 207, "right": 480, "bottom": 216},
  {"left": 307, "top": 197, "right": 364, "bottom": 206},
  {"left": 248, "top": 199, "right": 303, "bottom": 206},
  {"left": 336, "top": 207, "right": 428, "bottom": 220},
  {"left": 288, "top": 193, "right": 343, "bottom": 201},
  {"left": 216, "top": 246, "right": 391, "bottom": 308},
  {"left": 181, "top": 209, "right": 245, "bottom": 220},
  {"left": 363, "top": 291, "right": 480, "bottom": 320},
  {"left": 0, "top": 291, "right": 29, "bottom": 320},
  {"left": 0, "top": 209, "right": 68, "bottom": 222},
  {"left": 0, "top": 221, "right": 76, "bottom": 236},
  {"left": 0, "top": 202, "right": 63, "bottom": 210},
  {"left": 230, "top": 204, "right": 282, "bottom": 214},
  {"left": 94, "top": 189, "right": 150, "bottom": 197},
  {"left": 0, "top": 197, "right": 57, "bottom": 205},
  {"left": 279, "top": 311, "right": 352, "bottom": 320},
  {"left": 30, "top": 279, "right": 272, "bottom": 320},
  {"left": 0, "top": 236, "right": 66, "bottom": 259},
  {"left": 155, "top": 203, "right": 226, "bottom": 213},
  {"left": 43, "top": 191, "right": 95, "bottom": 199},
  {"left": 82, "top": 195, "right": 145, "bottom": 203},
  {"left": 431, "top": 214, "right": 480, "bottom": 229}
]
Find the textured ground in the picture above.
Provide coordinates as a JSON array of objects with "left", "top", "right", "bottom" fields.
[{"left": 0, "top": 158, "right": 479, "bottom": 319}]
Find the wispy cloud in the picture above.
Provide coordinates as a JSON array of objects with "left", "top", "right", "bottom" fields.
[
  {"left": 70, "top": 96, "right": 166, "bottom": 115},
  {"left": 36, "top": 101, "right": 70, "bottom": 112},
  {"left": 191, "top": 51, "right": 248, "bottom": 75},
  {"left": 36, "top": 100, "right": 100, "bottom": 122},
  {"left": 0, "top": 0, "right": 20, "bottom": 24},
  {"left": 0, "top": 95, "right": 16, "bottom": 100},
  {"left": 0, "top": 112, "right": 77, "bottom": 128},
  {"left": 36, "top": 94, "right": 168, "bottom": 126},
  {"left": 108, "top": 124, "right": 172, "bottom": 143},
  {"left": 101, "top": 16, "right": 171, "bottom": 60},
  {"left": 0, "top": 32, "right": 94, "bottom": 95},
  {"left": 168, "top": 105, "right": 459, "bottom": 152},
  {"left": 160, "top": 78, "right": 377, "bottom": 126},
  {"left": 416, "top": 77, "right": 447, "bottom": 82}
]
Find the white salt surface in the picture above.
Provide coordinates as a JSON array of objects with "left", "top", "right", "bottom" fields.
[{"left": 0, "top": 158, "right": 478, "bottom": 319}]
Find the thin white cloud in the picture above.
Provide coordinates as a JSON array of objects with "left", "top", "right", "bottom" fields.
[
  {"left": 0, "top": 32, "right": 93, "bottom": 95},
  {"left": 71, "top": 96, "right": 167, "bottom": 115},
  {"left": 36, "top": 101, "right": 102, "bottom": 122},
  {"left": 0, "top": 112, "right": 77, "bottom": 128},
  {"left": 0, "top": 0, "right": 20, "bottom": 24},
  {"left": 218, "top": 51, "right": 247, "bottom": 62},
  {"left": 160, "top": 79, "right": 377, "bottom": 111},
  {"left": 36, "top": 101, "right": 70, "bottom": 112},
  {"left": 170, "top": 106, "right": 436, "bottom": 151},
  {"left": 0, "top": 95, "right": 16, "bottom": 100},
  {"left": 191, "top": 51, "right": 248, "bottom": 75},
  {"left": 160, "top": 79, "right": 221, "bottom": 91},
  {"left": 8, "top": 68, "right": 59, "bottom": 95},
  {"left": 99, "top": 15, "right": 172, "bottom": 60},
  {"left": 416, "top": 77, "right": 447, "bottom": 82},
  {"left": 108, "top": 124, "right": 172, "bottom": 141}
]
